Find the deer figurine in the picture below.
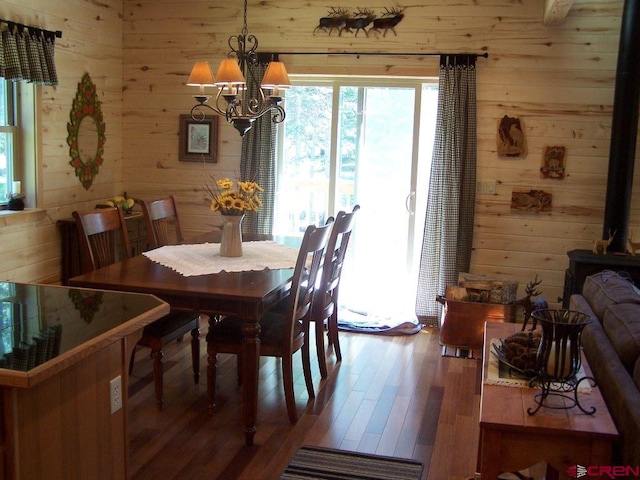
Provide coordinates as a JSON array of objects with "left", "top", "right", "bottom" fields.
[
  {"left": 593, "top": 229, "right": 616, "bottom": 255},
  {"left": 314, "top": 7, "right": 349, "bottom": 36},
  {"left": 517, "top": 275, "right": 546, "bottom": 331},
  {"left": 369, "top": 7, "right": 404, "bottom": 37},
  {"left": 342, "top": 8, "right": 376, "bottom": 37},
  {"left": 628, "top": 230, "right": 640, "bottom": 256}
]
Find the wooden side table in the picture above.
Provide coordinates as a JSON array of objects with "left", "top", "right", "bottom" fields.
[{"left": 477, "top": 322, "right": 618, "bottom": 479}]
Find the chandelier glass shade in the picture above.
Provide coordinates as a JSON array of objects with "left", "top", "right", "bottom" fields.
[{"left": 187, "top": 0, "right": 290, "bottom": 137}]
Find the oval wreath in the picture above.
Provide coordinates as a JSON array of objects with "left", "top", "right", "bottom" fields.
[{"left": 67, "top": 72, "right": 106, "bottom": 190}]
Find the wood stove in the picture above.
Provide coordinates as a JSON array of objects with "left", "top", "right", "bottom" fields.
[
  {"left": 563, "top": 0, "right": 640, "bottom": 306},
  {"left": 562, "top": 249, "right": 640, "bottom": 307}
]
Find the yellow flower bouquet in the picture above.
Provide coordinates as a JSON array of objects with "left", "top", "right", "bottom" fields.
[{"left": 206, "top": 177, "right": 263, "bottom": 216}]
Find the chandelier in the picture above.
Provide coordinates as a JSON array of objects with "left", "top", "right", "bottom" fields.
[{"left": 187, "top": 0, "right": 290, "bottom": 137}]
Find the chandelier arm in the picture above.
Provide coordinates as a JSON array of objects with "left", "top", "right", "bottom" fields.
[
  {"left": 270, "top": 104, "right": 286, "bottom": 124},
  {"left": 190, "top": 102, "right": 226, "bottom": 121},
  {"left": 243, "top": 88, "right": 270, "bottom": 116}
]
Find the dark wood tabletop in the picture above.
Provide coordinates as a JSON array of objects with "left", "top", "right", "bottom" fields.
[{"left": 68, "top": 231, "right": 295, "bottom": 446}]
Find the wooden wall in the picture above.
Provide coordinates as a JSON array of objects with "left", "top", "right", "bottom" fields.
[
  {"left": 121, "top": 0, "right": 632, "bottom": 305},
  {"left": 0, "top": 0, "right": 124, "bottom": 283},
  {"left": 0, "top": 0, "right": 635, "bottom": 308}
]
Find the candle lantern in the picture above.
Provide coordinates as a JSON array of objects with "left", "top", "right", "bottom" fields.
[{"left": 527, "top": 308, "right": 595, "bottom": 415}]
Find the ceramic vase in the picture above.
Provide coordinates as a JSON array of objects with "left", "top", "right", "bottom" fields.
[{"left": 220, "top": 214, "right": 245, "bottom": 257}]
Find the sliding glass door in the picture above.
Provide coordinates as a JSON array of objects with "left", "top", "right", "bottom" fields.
[{"left": 275, "top": 77, "right": 438, "bottom": 321}]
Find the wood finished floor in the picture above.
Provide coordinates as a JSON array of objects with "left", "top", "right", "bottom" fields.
[{"left": 127, "top": 326, "right": 482, "bottom": 480}]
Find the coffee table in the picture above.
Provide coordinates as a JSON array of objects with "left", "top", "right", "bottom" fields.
[{"left": 477, "top": 322, "right": 618, "bottom": 480}]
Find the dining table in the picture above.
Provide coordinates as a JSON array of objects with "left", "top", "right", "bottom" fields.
[{"left": 68, "top": 231, "right": 299, "bottom": 446}]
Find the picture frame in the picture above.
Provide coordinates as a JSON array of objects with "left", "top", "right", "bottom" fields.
[{"left": 179, "top": 114, "right": 217, "bottom": 162}]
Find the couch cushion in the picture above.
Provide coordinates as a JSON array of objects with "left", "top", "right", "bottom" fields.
[
  {"left": 582, "top": 271, "right": 640, "bottom": 319},
  {"left": 634, "top": 357, "right": 640, "bottom": 391},
  {"left": 602, "top": 303, "right": 640, "bottom": 373}
]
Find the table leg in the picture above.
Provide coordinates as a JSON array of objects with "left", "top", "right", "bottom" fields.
[
  {"left": 479, "top": 428, "right": 501, "bottom": 480},
  {"left": 241, "top": 318, "right": 261, "bottom": 446}
]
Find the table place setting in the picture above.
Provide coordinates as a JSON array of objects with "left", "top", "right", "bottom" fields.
[{"left": 142, "top": 241, "right": 299, "bottom": 276}]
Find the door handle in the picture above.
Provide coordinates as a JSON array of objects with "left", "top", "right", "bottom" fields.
[{"left": 405, "top": 191, "right": 416, "bottom": 215}]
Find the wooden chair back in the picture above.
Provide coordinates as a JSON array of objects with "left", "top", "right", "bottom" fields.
[
  {"left": 140, "top": 195, "right": 184, "bottom": 249},
  {"left": 72, "top": 207, "right": 131, "bottom": 273},
  {"left": 281, "top": 222, "right": 333, "bottom": 350},
  {"left": 317, "top": 205, "right": 360, "bottom": 311}
]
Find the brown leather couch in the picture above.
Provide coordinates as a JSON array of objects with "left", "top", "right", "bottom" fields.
[{"left": 570, "top": 270, "right": 640, "bottom": 467}]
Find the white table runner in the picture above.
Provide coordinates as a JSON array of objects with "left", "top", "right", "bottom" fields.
[{"left": 142, "top": 241, "right": 299, "bottom": 276}]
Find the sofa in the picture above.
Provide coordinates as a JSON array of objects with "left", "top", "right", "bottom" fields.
[{"left": 570, "top": 270, "right": 640, "bottom": 467}]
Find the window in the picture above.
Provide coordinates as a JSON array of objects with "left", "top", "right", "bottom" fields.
[
  {"left": 0, "top": 80, "right": 17, "bottom": 205},
  {"left": 0, "top": 80, "right": 36, "bottom": 210},
  {"left": 0, "top": 283, "right": 16, "bottom": 358},
  {"left": 275, "top": 76, "right": 438, "bottom": 318}
]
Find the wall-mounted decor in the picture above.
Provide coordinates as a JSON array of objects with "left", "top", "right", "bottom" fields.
[
  {"left": 179, "top": 115, "right": 217, "bottom": 162},
  {"left": 314, "top": 7, "right": 404, "bottom": 37},
  {"left": 510, "top": 189, "right": 552, "bottom": 212},
  {"left": 497, "top": 115, "right": 526, "bottom": 157},
  {"left": 540, "top": 146, "right": 566, "bottom": 179},
  {"left": 67, "top": 73, "right": 106, "bottom": 190}
]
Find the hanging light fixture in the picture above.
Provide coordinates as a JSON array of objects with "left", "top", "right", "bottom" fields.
[{"left": 187, "top": 0, "right": 290, "bottom": 137}]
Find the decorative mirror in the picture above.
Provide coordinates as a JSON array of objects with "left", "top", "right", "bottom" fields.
[{"left": 67, "top": 73, "right": 106, "bottom": 190}]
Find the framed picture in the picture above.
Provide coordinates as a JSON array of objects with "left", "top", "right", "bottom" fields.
[{"left": 179, "top": 114, "right": 217, "bottom": 162}]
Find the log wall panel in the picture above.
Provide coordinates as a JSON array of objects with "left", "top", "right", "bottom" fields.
[
  {"left": 0, "top": 0, "right": 124, "bottom": 284},
  {"left": 0, "top": 0, "right": 635, "bottom": 310}
]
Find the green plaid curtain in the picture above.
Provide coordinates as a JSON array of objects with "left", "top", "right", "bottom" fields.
[
  {"left": 0, "top": 22, "right": 58, "bottom": 85},
  {"left": 240, "top": 58, "right": 277, "bottom": 235},
  {"left": 415, "top": 55, "right": 477, "bottom": 327}
]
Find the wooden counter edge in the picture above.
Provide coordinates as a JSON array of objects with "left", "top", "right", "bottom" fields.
[{"left": 0, "top": 299, "right": 169, "bottom": 389}]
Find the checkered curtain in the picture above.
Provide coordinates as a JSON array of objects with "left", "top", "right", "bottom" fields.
[
  {"left": 240, "top": 58, "right": 276, "bottom": 235},
  {"left": 415, "top": 55, "right": 477, "bottom": 327},
  {"left": 0, "top": 22, "right": 58, "bottom": 85}
]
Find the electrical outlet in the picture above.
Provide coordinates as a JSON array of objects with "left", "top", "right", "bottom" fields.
[{"left": 110, "top": 375, "right": 122, "bottom": 414}]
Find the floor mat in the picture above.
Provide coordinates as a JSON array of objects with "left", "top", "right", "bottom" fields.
[{"left": 281, "top": 445, "right": 423, "bottom": 480}]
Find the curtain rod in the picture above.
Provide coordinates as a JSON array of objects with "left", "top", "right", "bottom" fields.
[
  {"left": 0, "top": 19, "right": 62, "bottom": 39},
  {"left": 273, "top": 51, "right": 488, "bottom": 59}
]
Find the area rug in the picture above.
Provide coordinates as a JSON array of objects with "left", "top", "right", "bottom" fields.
[{"left": 280, "top": 445, "right": 424, "bottom": 480}]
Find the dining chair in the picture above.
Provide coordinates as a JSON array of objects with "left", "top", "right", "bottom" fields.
[
  {"left": 206, "top": 222, "right": 332, "bottom": 422},
  {"left": 137, "top": 196, "right": 201, "bottom": 402},
  {"left": 73, "top": 206, "right": 201, "bottom": 411},
  {"left": 73, "top": 206, "right": 132, "bottom": 272},
  {"left": 311, "top": 205, "right": 360, "bottom": 378},
  {"left": 140, "top": 194, "right": 184, "bottom": 248}
]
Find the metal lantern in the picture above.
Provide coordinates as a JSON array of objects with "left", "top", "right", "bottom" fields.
[{"left": 527, "top": 309, "right": 596, "bottom": 415}]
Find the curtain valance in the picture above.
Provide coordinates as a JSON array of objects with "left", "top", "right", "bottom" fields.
[{"left": 0, "top": 20, "right": 60, "bottom": 85}]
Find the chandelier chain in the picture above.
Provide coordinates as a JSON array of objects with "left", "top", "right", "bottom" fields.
[{"left": 242, "top": 0, "right": 249, "bottom": 37}]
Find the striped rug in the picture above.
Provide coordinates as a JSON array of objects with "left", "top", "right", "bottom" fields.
[{"left": 281, "top": 445, "right": 424, "bottom": 480}]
